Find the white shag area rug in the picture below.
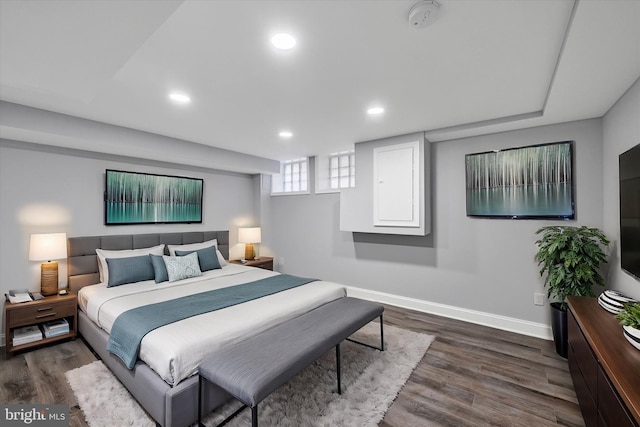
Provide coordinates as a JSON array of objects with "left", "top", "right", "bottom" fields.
[{"left": 66, "top": 323, "right": 434, "bottom": 427}]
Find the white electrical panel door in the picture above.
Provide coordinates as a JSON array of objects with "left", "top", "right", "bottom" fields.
[{"left": 373, "top": 141, "right": 420, "bottom": 227}]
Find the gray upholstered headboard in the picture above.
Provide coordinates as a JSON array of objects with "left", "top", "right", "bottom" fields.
[{"left": 67, "top": 231, "right": 229, "bottom": 294}]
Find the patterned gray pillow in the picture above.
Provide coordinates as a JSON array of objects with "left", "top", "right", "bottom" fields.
[{"left": 163, "top": 252, "right": 202, "bottom": 282}]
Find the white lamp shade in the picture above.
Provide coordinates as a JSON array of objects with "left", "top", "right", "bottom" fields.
[
  {"left": 29, "top": 233, "right": 67, "bottom": 261},
  {"left": 238, "top": 227, "right": 261, "bottom": 244}
]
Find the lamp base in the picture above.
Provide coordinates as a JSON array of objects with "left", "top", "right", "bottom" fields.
[
  {"left": 41, "top": 261, "right": 59, "bottom": 296},
  {"left": 244, "top": 243, "right": 255, "bottom": 261}
]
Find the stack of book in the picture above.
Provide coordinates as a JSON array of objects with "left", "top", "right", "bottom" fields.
[
  {"left": 42, "top": 318, "right": 70, "bottom": 338},
  {"left": 13, "top": 325, "right": 43, "bottom": 346}
]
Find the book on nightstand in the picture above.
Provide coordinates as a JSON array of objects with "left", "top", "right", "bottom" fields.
[
  {"left": 12, "top": 325, "right": 43, "bottom": 346},
  {"left": 42, "top": 318, "right": 70, "bottom": 338},
  {"left": 5, "top": 289, "right": 33, "bottom": 303}
]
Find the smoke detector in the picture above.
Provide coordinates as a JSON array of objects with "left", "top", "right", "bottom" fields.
[{"left": 408, "top": 1, "right": 440, "bottom": 29}]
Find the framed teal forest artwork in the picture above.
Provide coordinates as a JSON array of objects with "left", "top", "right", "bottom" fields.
[
  {"left": 104, "top": 169, "right": 203, "bottom": 225},
  {"left": 465, "top": 141, "right": 574, "bottom": 219}
]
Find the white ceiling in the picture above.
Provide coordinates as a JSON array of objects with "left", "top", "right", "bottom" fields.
[{"left": 1, "top": 0, "right": 639, "bottom": 163}]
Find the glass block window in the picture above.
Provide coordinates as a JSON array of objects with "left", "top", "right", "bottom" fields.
[
  {"left": 329, "top": 151, "right": 355, "bottom": 189},
  {"left": 272, "top": 158, "right": 309, "bottom": 194}
]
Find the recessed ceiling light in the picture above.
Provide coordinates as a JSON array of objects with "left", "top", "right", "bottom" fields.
[
  {"left": 279, "top": 131, "right": 293, "bottom": 138},
  {"left": 367, "top": 107, "right": 385, "bottom": 115},
  {"left": 271, "top": 33, "right": 296, "bottom": 50},
  {"left": 169, "top": 92, "right": 191, "bottom": 103}
]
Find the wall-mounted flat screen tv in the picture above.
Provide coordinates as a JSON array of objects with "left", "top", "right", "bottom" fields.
[
  {"left": 105, "top": 169, "right": 203, "bottom": 225},
  {"left": 619, "top": 143, "right": 640, "bottom": 281},
  {"left": 465, "top": 141, "right": 575, "bottom": 219}
]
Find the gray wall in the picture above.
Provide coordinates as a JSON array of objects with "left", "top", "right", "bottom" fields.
[
  {"left": 268, "top": 118, "right": 604, "bottom": 332},
  {"left": 0, "top": 140, "right": 259, "bottom": 340},
  {"left": 3, "top": 85, "right": 636, "bottom": 342},
  {"left": 602, "top": 77, "right": 640, "bottom": 300}
]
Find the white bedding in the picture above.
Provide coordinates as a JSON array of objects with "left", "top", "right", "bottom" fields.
[{"left": 78, "top": 264, "right": 346, "bottom": 386}]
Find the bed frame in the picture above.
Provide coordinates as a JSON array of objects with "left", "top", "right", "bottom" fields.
[{"left": 68, "top": 231, "right": 232, "bottom": 427}]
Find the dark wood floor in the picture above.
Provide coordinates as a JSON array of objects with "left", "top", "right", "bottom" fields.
[
  {"left": 1, "top": 304, "right": 584, "bottom": 427},
  {"left": 380, "top": 305, "right": 584, "bottom": 427},
  {"left": 0, "top": 338, "right": 94, "bottom": 426}
]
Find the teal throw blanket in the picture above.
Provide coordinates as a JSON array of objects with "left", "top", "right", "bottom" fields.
[{"left": 107, "top": 274, "right": 318, "bottom": 369}]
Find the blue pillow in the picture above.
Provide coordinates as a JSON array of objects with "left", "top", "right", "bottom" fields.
[
  {"left": 106, "top": 255, "right": 155, "bottom": 287},
  {"left": 175, "top": 245, "right": 221, "bottom": 272},
  {"left": 149, "top": 254, "right": 169, "bottom": 283}
]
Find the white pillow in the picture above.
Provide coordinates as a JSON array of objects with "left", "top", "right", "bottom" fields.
[
  {"left": 163, "top": 252, "right": 202, "bottom": 282},
  {"left": 96, "top": 244, "right": 165, "bottom": 284},
  {"left": 167, "top": 239, "right": 227, "bottom": 266}
]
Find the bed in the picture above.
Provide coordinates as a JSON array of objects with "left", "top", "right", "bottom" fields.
[{"left": 67, "top": 231, "right": 346, "bottom": 427}]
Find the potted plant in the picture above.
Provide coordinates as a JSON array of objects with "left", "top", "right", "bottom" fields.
[
  {"left": 616, "top": 302, "right": 640, "bottom": 351},
  {"left": 535, "top": 225, "right": 609, "bottom": 358}
]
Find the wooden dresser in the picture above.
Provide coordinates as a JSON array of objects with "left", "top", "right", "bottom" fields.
[{"left": 567, "top": 296, "right": 640, "bottom": 427}]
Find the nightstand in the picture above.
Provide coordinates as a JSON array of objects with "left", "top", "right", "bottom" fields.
[
  {"left": 229, "top": 256, "right": 274, "bottom": 271},
  {"left": 4, "top": 292, "right": 77, "bottom": 358}
]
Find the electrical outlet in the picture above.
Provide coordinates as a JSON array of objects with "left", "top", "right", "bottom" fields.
[
  {"left": 534, "top": 292, "right": 544, "bottom": 306},
  {"left": 279, "top": 257, "right": 285, "bottom": 267}
]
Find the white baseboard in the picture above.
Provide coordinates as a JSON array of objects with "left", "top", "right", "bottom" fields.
[
  {"left": 0, "top": 291, "right": 552, "bottom": 349},
  {"left": 346, "top": 286, "right": 553, "bottom": 341}
]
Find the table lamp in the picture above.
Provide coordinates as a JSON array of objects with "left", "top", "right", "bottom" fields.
[
  {"left": 238, "top": 227, "right": 261, "bottom": 261},
  {"left": 29, "top": 233, "right": 67, "bottom": 295}
]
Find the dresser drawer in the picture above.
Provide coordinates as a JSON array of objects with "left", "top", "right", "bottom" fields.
[
  {"left": 569, "top": 344, "right": 598, "bottom": 427},
  {"left": 8, "top": 298, "right": 76, "bottom": 327},
  {"left": 255, "top": 261, "right": 273, "bottom": 270},
  {"left": 598, "top": 368, "right": 638, "bottom": 427},
  {"left": 568, "top": 310, "right": 598, "bottom": 396}
]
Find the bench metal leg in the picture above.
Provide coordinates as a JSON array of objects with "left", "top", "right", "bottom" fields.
[
  {"left": 251, "top": 405, "right": 258, "bottom": 427},
  {"left": 345, "top": 314, "right": 385, "bottom": 352},
  {"left": 198, "top": 375, "right": 203, "bottom": 427},
  {"left": 380, "top": 314, "right": 385, "bottom": 351},
  {"left": 201, "top": 375, "right": 249, "bottom": 427},
  {"left": 215, "top": 404, "right": 248, "bottom": 427},
  {"left": 336, "top": 343, "right": 342, "bottom": 395}
]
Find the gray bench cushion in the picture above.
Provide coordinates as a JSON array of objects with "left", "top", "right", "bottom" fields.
[{"left": 198, "top": 297, "right": 384, "bottom": 407}]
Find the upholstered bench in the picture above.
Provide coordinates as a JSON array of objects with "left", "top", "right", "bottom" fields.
[{"left": 197, "top": 297, "right": 384, "bottom": 427}]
